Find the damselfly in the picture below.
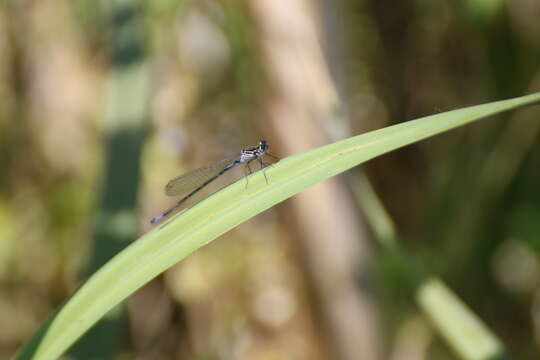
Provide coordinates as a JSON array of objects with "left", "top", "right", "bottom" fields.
[{"left": 150, "top": 140, "right": 276, "bottom": 224}]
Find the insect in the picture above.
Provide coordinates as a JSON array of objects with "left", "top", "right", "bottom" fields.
[{"left": 150, "top": 140, "right": 277, "bottom": 224}]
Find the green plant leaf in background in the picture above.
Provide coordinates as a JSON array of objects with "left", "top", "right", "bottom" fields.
[{"left": 14, "top": 92, "right": 540, "bottom": 360}]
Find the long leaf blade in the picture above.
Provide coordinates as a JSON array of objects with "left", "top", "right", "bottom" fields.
[{"left": 17, "top": 92, "right": 540, "bottom": 360}]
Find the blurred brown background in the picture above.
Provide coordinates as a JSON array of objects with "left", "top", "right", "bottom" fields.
[{"left": 1, "top": 0, "right": 540, "bottom": 359}]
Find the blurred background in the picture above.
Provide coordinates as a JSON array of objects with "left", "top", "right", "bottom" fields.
[{"left": 1, "top": 0, "right": 540, "bottom": 359}]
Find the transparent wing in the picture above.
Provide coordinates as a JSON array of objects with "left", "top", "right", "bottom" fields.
[{"left": 164, "top": 157, "right": 238, "bottom": 197}]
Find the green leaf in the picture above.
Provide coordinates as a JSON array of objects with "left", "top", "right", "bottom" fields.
[
  {"left": 16, "top": 92, "right": 540, "bottom": 360},
  {"left": 417, "top": 278, "right": 505, "bottom": 360}
]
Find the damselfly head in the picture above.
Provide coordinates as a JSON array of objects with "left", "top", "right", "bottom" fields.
[{"left": 259, "top": 140, "right": 269, "bottom": 152}]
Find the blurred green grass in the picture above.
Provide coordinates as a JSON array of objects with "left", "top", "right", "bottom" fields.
[{"left": 2, "top": 0, "right": 540, "bottom": 358}]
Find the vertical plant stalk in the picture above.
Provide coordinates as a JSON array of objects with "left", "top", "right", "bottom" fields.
[
  {"left": 250, "top": 0, "right": 382, "bottom": 359},
  {"left": 69, "top": 0, "right": 149, "bottom": 358}
]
